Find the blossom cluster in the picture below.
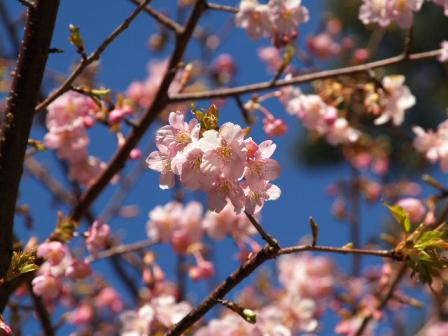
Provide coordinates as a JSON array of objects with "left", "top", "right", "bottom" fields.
[
  {"left": 147, "top": 200, "right": 258, "bottom": 280},
  {"left": 31, "top": 220, "right": 111, "bottom": 300},
  {"left": 236, "top": 0, "right": 309, "bottom": 42},
  {"left": 359, "top": 0, "right": 448, "bottom": 28},
  {"left": 146, "top": 111, "right": 281, "bottom": 214},
  {"left": 413, "top": 118, "right": 448, "bottom": 172},
  {"left": 44, "top": 91, "right": 105, "bottom": 186},
  {"left": 281, "top": 86, "right": 361, "bottom": 145}
]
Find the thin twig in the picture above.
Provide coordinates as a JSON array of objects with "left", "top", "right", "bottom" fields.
[
  {"left": 244, "top": 211, "right": 280, "bottom": 250},
  {"left": 168, "top": 49, "right": 442, "bottom": 103},
  {"left": 128, "top": 0, "right": 183, "bottom": 34},
  {"left": 86, "top": 239, "right": 158, "bottom": 263},
  {"left": 35, "top": 0, "right": 151, "bottom": 113},
  {"left": 206, "top": 2, "right": 239, "bottom": 14}
]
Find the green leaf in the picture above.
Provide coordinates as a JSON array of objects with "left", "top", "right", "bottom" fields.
[
  {"left": 241, "top": 308, "right": 257, "bottom": 324},
  {"left": 385, "top": 203, "right": 411, "bottom": 233}
]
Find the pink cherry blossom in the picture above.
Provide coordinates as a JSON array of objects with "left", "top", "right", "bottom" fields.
[
  {"left": 413, "top": 120, "right": 448, "bottom": 172},
  {"left": 189, "top": 254, "right": 215, "bottom": 281},
  {"left": 85, "top": 220, "right": 111, "bottom": 256},
  {"left": 146, "top": 145, "right": 176, "bottom": 190},
  {"left": 359, "top": 0, "right": 424, "bottom": 28},
  {"left": 44, "top": 118, "right": 90, "bottom": 163},
  {"left": 269, "top": 0, "right": 309, "bottom": 37},
  {"left": 374, "top": 75, "right": 415, "bottom": 126},
  {"left": 65, "top": 258, "right": 92, "bottom": 280},
  {"left": 243, "top": 181, "right": 281, "bottom": 215},
  {"left": 129, "top": 148, "right": 143, "bottom": 160},
  {"left": 263, "top": 117, "right": 288, "bottom": 137},
  {"left": 68, "top": 155, "right": 105, "bottom": 186},
  {"left": 31, "top": 273, "right": 62, "bottom": 300},
  {"left": 278, "top": 253, "right": 336, "bottom": 300},
  {"left": 307, "top": 32, "right": 341, "bottom": 59},
  {"left": 37, "top": 241, "right": 67, "bottom": 266},
  {"left": 199, "top": 123, "right": 246, "bottom": 181},
  {"left": 396, "top": 198, "right": 426, "bottom": 223},
  {"left": 95, "top": 287, "right": 123, "bottom": 313},
  {"left": 156, "top": 111, "right": 200, "bottom": 154},
  {"left": 235, "top": 0, "right": 273, "bottom": 40},
  {"left": 46, "top": 91, "right": 97, "bottom": 130},
  {"left": 202, "top": 201, "right": 257, "bottom": 241},
  {"left": 207, "top": 176, "right": 245, "bottom": 213},
  {"left": 66, "top": 303, "right": 94, "bottom": 325},
  {"left": 258, "top": 46, "right": 283, "bottom": 73}
]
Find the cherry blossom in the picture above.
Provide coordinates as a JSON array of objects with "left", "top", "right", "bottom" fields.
[
  {"left": 36, "top": 241, "right": 67, "bottom": 266},
  {"left": 413, "top": 119, "right": 448, "bottom": 171},
  {"left": 359, "top": 0, "right": 424, "bottom": 28},
  {"left": 396, "top": 198, "right": 426, "bottom": 223},
  {"left": 31, "top": 273, "right": 62, "bottom": 300},
  {"left": 236, "top": 0, "right": 273, "bottom": 40},
  {"left": 269, "top": 0, "right": 309, "bottom": 37},
  {"left": 85, "top": 220, "right": 111, "bottom": 256},
  {"left": 374, "top": 75, "right": 415, "bottom": 126}
]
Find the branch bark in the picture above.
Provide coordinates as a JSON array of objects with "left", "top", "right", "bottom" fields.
[
  {"left": 168, "top": 49, "right": 442, "bottom": 103},
  {"left": 0, "top": 0, "right": 60, "bottom": 281}
]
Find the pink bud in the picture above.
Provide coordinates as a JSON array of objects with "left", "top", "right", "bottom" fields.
[
  {"left": 129, "top": 148, "right": 142, "bottom": 160},
  {"left": 65, "top": 259, "right": 92, "bottom": 280},
  {"left": 85, "top": 220, "right": 111, "bottom": 256},
  {"left": 189, "top": 260, "right": 215, "bottom": 281},
  {"left": 354, "top": 48, "right": 369, "bottom": 62},
  {"left": 83, "top": 116, "right": 95, "bottom": 128},
  {"left": 31, "top": 274, "right": 62, "bottom": 300},
  {"left": 108, "top": 109, "right": 126, "bottom": 124},
  {"left": 67, "top": 303, "right": 94, "bottom": 325},
  {"left": 95, "top": 287, "right": 123, "bottom": 313},
  {"left": 263, "top": 117, "right": 288, "bottom": 137},
  {"left": 37, "top": 241, "right": 67, "bottom": 266},
  {"left": 396, "top": 198, "right": 426, "bottom": 223}
]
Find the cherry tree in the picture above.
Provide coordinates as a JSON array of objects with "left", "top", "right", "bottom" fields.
[{"left": 0, "top": 0, "right": 447, "bottom": 335}]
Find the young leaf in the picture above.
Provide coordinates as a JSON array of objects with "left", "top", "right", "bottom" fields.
[{"left": 385, "top": 202, "right": 411, "bottom": 233}]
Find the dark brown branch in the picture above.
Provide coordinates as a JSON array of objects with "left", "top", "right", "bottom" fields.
[
  {"left": 128, "top": 0, "right": 183, "bottom": 34},
  {"left": 27, "top": 282, "right": 55, "bottom": 336},
  {"left": 168, "top": 49, "right": 442, "bottom": 103},
  {"left": 244, "top": 211, "right": 280, "bottom": 250},
  {"left": 35, "top": 0, "right": 150, "bottom": 113},
  {"left": 70, "top": 0, "right": 207, "bottom": 222},
  {"left": 165, "top": 242, "right": 402, "bottom": 335},
  {"left": 0, "top": 0, "right": 60, "bottom": 282}
]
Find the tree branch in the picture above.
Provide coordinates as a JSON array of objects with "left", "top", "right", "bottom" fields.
[
  {"left": 128, "top": 0, "right": 183, "bottom": 34},
  {"left": 168, "top": 49, "right": 442, "bottom": 103},
  {"left": 0, "top": 0, "right": 60, "bottom": 281},
  {"left": 35, "top": 0, "right": 151, "bottom": 113},
  {"left": 165, "top": 242, "right": 402, "bottom": 335},
  {"left": 70, "top": 0, "right": 207, "bottom": 222}
]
